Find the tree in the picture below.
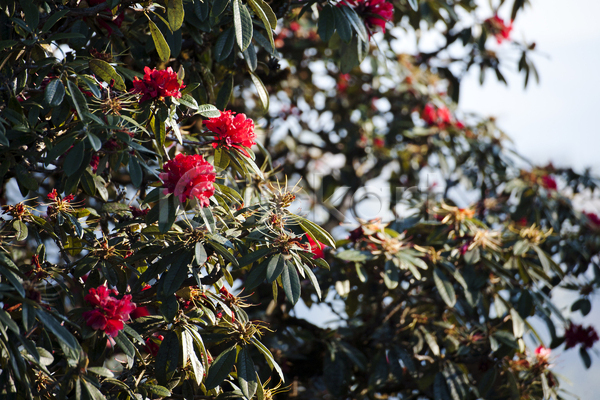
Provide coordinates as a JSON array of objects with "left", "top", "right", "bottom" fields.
[{"left": 0, "top": 0, "right": 598, "bottom": 399}]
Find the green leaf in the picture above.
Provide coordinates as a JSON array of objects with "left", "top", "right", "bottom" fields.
[
  {"left": 140, "top": 384, "right": 172, "bottom": 397},
  {"left": 129, "top": 157, "right": 143, "bottom": 187},
  {"left": 216, "top": 74, "right": 234, "bottom": 110},
  {"left": 155, "top": 331, "right": 181, "bottom": 385},
  {"left": 0, "top": 309, "right": 19, "bottom": 334},
  {"left": 205, "top": 344, "right": 237, "bottom": 389},
  {"left": 42, "top": 9, "right": 70, "bottom": 32},
  {"left": 215, "top": 28, "right": 235, "bottom": 62},
  {"left": 197, "top": 104, "right": 221, "bottom": 118},
  {"left": 211, "top": 0, "right": 230, "bottom": 17},
  {"left": 194, "top": 0, "right": 210, "bottom": 21},
  {"left": 243, "top": 259, "right": 269, "bottom": 291},
  {"left": 341, "top": 5, "right": 368, "bottom": 43},
  {"left": 383, "top": 259, "right": 398, "bottom": 289},
  {"left": 114, "top": 331, "right": 136, "bottom": 359},
  {"left": 291, "top": 214, "right": 336, "bottom": 248},
  {"left": 87, "top": 132, "right": 102, "bottom": 151},
  {"left": 82, "top": 378, "right": 107, "bottom": 400},
  {"left": 20, "top": 0, "right": 39, "bottom": 30},
  {"left": 160, "top": 251, "right": 193, "bottom": 297},
  {"left": 238, "top": 248, "right": 272, "bottom": 268},
  {"left": 266, "top": 254, "right": 285, "bottom": 283},
  {"left": 0, "top": 40, "right": 17, "bottom": 51},
  {"left": 67, "top": 80, "right": 90, "bottom": 120},
  {"left": 13, "top": 219, "right": 28, "bottom": 241},
  {"left": 281, "top": 261, "right": 301, "bottom": 305},
  {"left": 580, "top": 347, "right": 592, "bottom": 369},
  {"left": 318, "top": 4, "right": 336, "bottom": 42},
  {"left": 233, "top": 0, "right": 253, "bottom": 51},
  {"left": 64, "top": 141, "right": 85, "bottom": 177},
  {"left": 332, "top": 6, "right": 352, "bottom": 43},
  {"left": 407, "top": 0, "right": 418, "bottom": 11},
  {"left": 168, "top": 0, "right": 185, "bottom": 31},
  {"left": 237, "top": 346, "right": 258, "bottom": 399},
  {"left": 47, "top": 136, "right": 76, "bottom": 164},
  {"left": 35, "top": 309, "right": 81, "bottom": 356},
  {"left": 250, "top": 337, "right": 284, "bottom": 381},
  {"left": 249, "top": 71, "right": 269, "bottom": 113},
  {"left": 247, "top": 0, "right": 275, "bottom": 50},
  {"left": 149, "top": 19, "right": 171, "bottom": 62},
  {"left": 195, "top": 242, "right": 208, "bottom": 265},
  {"left": 89, "top": 59, "right": 126, "bottom": 91},
  {"left": 571, "top": 298, "right": 592, "bottom": 316},
  {"left": 44, "top": 79, "right": 65, "bottom": 107},
  {"left": 433, "top": 268, "right": 456, "bottom": 307},
  {"left": 158, "top": 195, "right": 177, "bottom": 233}
]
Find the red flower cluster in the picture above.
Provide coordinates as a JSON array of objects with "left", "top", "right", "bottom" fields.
[
  {"left": 540, "top": 175, "right": 557, "bottom": 191},
  {"left": 485, "top": 15, "right": 513, "bottom": 44},
  {"left": 422, "top": 103, "right": 454, "bottom": 128},
  {"left": 535, "top": 345, "right": 551, "bottom": 364},
  {"left": 564, "top": 323, "right": 599, "bottom": 350},
  {"left": 349, "top": 0, "right": 394, "bottom": 33},
  {"left": 47, "top": 189, "right": 74, "bottom": 203},
  {"left": 132, "top": 67, "right": 185, "bottom": 103},
  {"left": 307, "top": 235, "right": 326, "bottom": 259},
  {"left": 159, "top": 153, "right": 216, "bottom": 205},
  {"left": 83, "top": 286, "right": 137, "bottom": 337},
  {"left": 204, "top": 111, "right": 257, "bottom": 157}
]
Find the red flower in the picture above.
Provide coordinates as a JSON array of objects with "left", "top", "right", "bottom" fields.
[
  {"left": 159, "top": 153, "right": 216, "bottom": 205},
  {"left": 535, "top": 345, "right": 551, "bottom": 364},
  {"left": 585, "top": 212, "right": 600, "bottom": 229},
  {"left": 129, "top": 206, "right": 149, "bottom": 218},
  {"left": 373, "top": 137, "right": 385, "bottom": 148},
  {"left": 348, "top": 0, "right": 394, "bottom": 33},
  {"left": 307, "top": 235, "right": 326, "bottom": 259},
  {"left": 564, "top": 323, "right": 599, "bottom": 350},
  {"left": 540, "top": 175, "right": 557, "bottom": 191},
  {"left": 90, "top": 154, "right": 100, "bottom": 173},
  {"left": 205, "top": 111, "right": 257, "bottom": 157},
  {"left": 132, "top": 67, "right": 185, "bottom": 103},
  {"left": 485, "top": 15, "right": 513, "bottom": 44},
  {"left": 422, "top": 103, "right": 438, "bottom": 126},
  {"left": 145, "top": 333, "right": 164, "bottom": 356},
  {"left": 437, "top": 106, "right": 452, "bottom": 126},
  {"left": 337, "top": 73, "right": 351, "bottom": 93},
  {"left": 130, "top": 306, "right": 150, "bottom": 319},
  {"left": 83, "top": 286, "right": 136, "bottom": 338}
]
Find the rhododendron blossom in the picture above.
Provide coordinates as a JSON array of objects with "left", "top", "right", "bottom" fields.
[
  {"left": 204, "top": 111, "right": 257, "bottom": 157},
  {"left": 132, "top": 67, "right": 185, "bottom": 103},
  {"left": 160, "top": 153, "right": 216, "bottom": 205},
  {"left": 541, "top": 175, "right": 557, "bottom": 191},
  {"left": 307, "top": 235, "right": 326, "bottom": 259},
  {"left": 564, "top": 323, "right": 599, "bottom": 350},
  {"left": 349, "top": 0, "right": 394, "bottom": 33},
  {"left": 485, "top": 15, "right": 513, "bottom": 44},
  {"left": 535, "top": 346, "right": 551, "bottom": 363},
  {"left": 83, "top": 286, "right": 136, "bottom": 337},
  {"left": 422, "top": 103, "right": 455, "bottom": 128}
]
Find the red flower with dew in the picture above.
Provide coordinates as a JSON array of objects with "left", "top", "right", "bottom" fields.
[
  {"left": 204, "top": 111, "right": 257, "bottom": 157},
  {"left": 541, "top": 175, "right": 557, "bottom": 191},
  {"left": 307, "top": 235, "right": 326, "bottom": 259},
  {"left": 145, "top": 333, "right": 164, "bottom": 356},
  {"left": 485, "top": 15, "right": 513, "bottom": 44},
  {"left": 564, "top": 323, "right": 599, "bottom": 350},
  {"left": 159, "top": 153, "right": 216, "bottom": 205},
  {"left": 132, "top": 67, "right": 185, "bottom": 103},
  {"left": 348, "top": 0, "right": 394, "bottom": 33},
  {"left": 83, "top": 286, "right": 137, "bottom": 337}
]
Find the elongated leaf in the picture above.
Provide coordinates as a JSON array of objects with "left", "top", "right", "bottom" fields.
[
  {"left": 281, "top": 261, "right": 301, "bottom": 304},
  {"left": 35, "top": 309, "right": 80, "bottom": 355},
  {"left": 291, "top": 214, "right": 336, "bottom": 248},
  {"left": 160, "top": 251, "right": 193, "bottom": 297},
  {"left": 247, "top": 0, "right": 275, "bottom": 50},
  {"left": 155, "top": 331, "right": 181, "bottom": 385},
  {"left": 433, "top": 268, "right": 456, "bottom": 307},
  {"left": 250, "top": 337, "right": 284, "bottom": 381},
  {"left": 332, "top": 6, "right": 352, "bottom": 43},
  {"left": 233, "top": 0, "right": 253, "bottom": 51},
  {"left": 249, "top": 71, "right": 269, "bottom": 112},
  {"left": 266, "top": 254, "right": 284, "bottom": 283},
  {"left": 149, "top": 19, "right": 171, "bottom": 62},
  {"left": 243, "top": 259, "right": 269, "bottom": 291},
  {"left": 238, "top": 248, "right": 272, "bottom": 268},
  {"left": 318, "top": 4, "right": 336, "bottom": 42},
  {"left": 216, "top": 74, "right": 234, "bottom": 110},
  {"left": 67, "top": 79, "right": 90, "bottom": 119},
  {"left": 237, "top": 346, "right": 258, "bottom": 399},
  {"left": 197, "top": 104, "right": 221, "bottom": 118},
  {"left": 89, "top": 59, "right": 126, "bottom": 91},
  {"left": 44, "top": 79, "right": 65, "bottom": 107},
  {"left": 205, "top": 345, "right": 237, "bottom": 389},
  {"left": 408, "top": 0, "right": 418, "bottom": 11},
  {"left": 168, "top": 0, "right": 185, "bottom": 31},
  {"left": 64, "top": 141, "right": 85, "bottom": 177},
  {"left": 341, "top": 5, "right": 368, "bottom": 43}
]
